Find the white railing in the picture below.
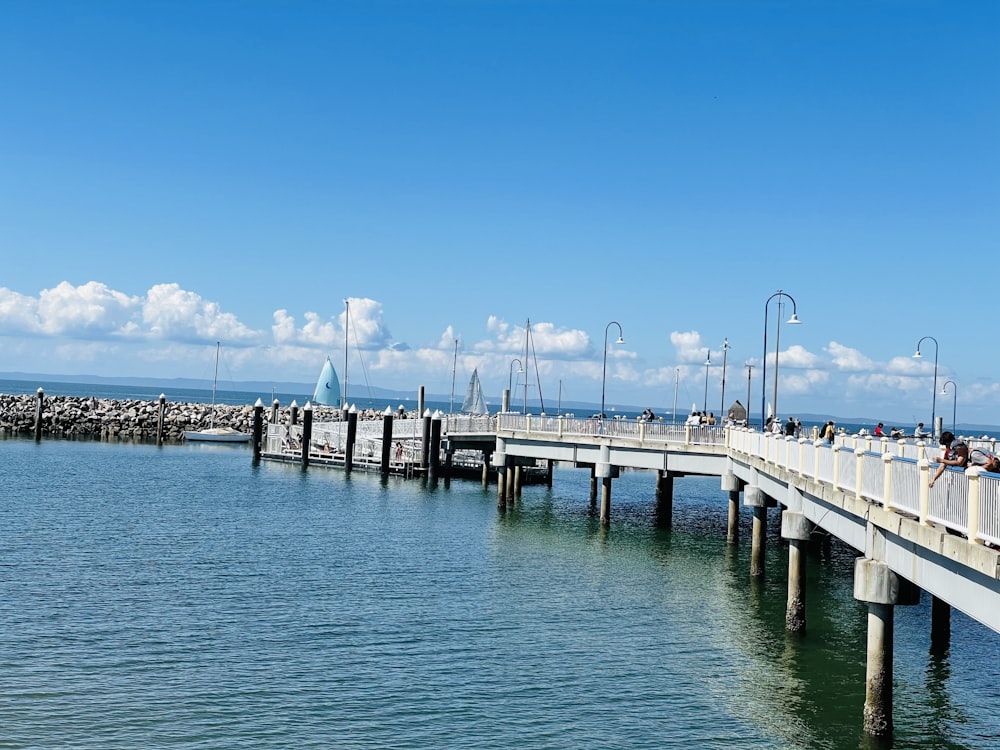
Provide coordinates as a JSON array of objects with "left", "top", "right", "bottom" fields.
[{"left": 722, "top": 427, "right": 999, "bottom": 548}]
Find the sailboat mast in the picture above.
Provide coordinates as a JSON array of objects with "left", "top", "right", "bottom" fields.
[
  {"left": 449, "top": 338, "right": 458, "bottom": 414},
  {"left": 342, "top": 299, "right": 349, "bottom": 411},
  {"left": 210, "top": 340, "right": 220, "bottom": 428}
]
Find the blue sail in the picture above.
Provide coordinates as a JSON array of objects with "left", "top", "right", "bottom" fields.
[{"left": 312, "top": 357, "right": 341, "bottom": 406}]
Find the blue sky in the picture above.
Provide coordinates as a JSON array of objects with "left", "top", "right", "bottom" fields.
[{"left": 1, "top": 0, "right": 997, "bottom": 425}]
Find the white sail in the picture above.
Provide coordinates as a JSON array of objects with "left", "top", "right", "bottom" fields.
[
  {"left": 460, "top": 368, "right": 489, "bottom": 415},
  {"left": 313, "top": 357, "right": 341, "bottom": 407}
]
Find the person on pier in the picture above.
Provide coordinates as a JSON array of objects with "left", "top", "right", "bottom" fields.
[
  {"left": 929, "top": 431, "right": 969, "bottom": 488},
  {"left": 913, "top": 422, "right": 928, "bottom": 439}
]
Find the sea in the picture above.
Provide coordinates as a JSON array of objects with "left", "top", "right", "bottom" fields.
[{"left": 2, "top": 380, "right": 999, "bottom": 749}]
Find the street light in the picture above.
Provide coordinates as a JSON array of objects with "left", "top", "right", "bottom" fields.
[
  {"left": 941, "top": 379, "right": 956, "bottom": 434},
  {"left": 703, "top": 349, "right": 711, "bottom": 414},
  {"left": 508, "top": 358, "right": 523, "bottom": 413},
  {"left": 600, "top": 321, "right": 624, "bottom": 418},
  {"left": 746, "top": 362, "right": 754, "bottom": 427},
  {"left": 672, "top": 367, "right": 679, "bottom": 425},
  {"left": 761, "top": 290, "right": 801, "bottom": 429},
  {"left": 913, "top": 336, "right": 939, "bottom": 436},
  {"left": 719, "top": 338, "right": 730, "bottom": 417}
]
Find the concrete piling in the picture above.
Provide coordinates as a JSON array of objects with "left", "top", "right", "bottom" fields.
[
  {"left": 745, "top": 485, "right": 767, "bottom": 577},
  {"left": 782, "top": 511, "right": 813, "bottom": 633}
]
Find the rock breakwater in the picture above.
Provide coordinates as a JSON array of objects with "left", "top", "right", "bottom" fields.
[{"left": 0, "top": 392, "right": 256, "bottom": 443}]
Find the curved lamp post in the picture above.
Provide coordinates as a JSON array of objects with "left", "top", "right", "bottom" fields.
[
  {"left": 913, "top": 336, "right": 939, "bottom": 436},
  {"left": 702, "top": 349, "right": 711, "bottom": 414},
  {"left": 941, "top": 379, "right": 956, "bottom": 434},
  {"left": 508, "top": 358, "right": 523, "bottom": 413},
  {"left": 761, "top": 290, "right": 802, "bottom": 429},
  {"left": 719, "top": 338, "right": 730, "bottom": 416},
  {"left": 601, "top": 321, "right": 624, "bottom": 418}
]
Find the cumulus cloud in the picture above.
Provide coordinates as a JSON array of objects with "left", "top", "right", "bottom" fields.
[
  {"left": 271, "top": 297, "right": 393, "bottom": 351},
  {"left": 144, "top": 283, "right": 259, "bottom": 342},
  {"left": 0, "top": 281, "right": 141, "bottom": 337},
  {"left": 826, "top": 341, "right": 875, "bottom": 372}
]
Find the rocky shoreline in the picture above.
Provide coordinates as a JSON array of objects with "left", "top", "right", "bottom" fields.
[{"left": 0, "top": 392, "right": 258, "bottom": 443}]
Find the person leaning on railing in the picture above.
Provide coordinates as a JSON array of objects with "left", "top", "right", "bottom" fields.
[{"left": 929, "top": 430, "right": 969, "bottom": 488}]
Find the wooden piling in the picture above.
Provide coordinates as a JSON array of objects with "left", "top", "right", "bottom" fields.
[
  {"left": 300, "top": 403, "right": 313, "bottom": 468},
  {"left": 157, "top": 393, "right": 166, "bottom": 447},
  {"left": 380, "top": 409, "right": 393, "bottom": 476},
  {"left": 345, "top": 408, "right": 358, "bottom": 473},
  {"left": 34, "top": 387, "right": 44, "bottom": 441},
  {"left": 251, "top": 399, "right": 264, "bottom": 463}
]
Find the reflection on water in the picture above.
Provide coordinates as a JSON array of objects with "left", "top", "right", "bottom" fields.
[{"left": 0, "top": 440, "right": 996, "bottom": 749}]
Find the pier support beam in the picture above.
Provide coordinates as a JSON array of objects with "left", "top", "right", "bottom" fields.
[
  {"left": 481, "top": 451, "right": 490, "bottom": 489},
  {"left": 853, "top": 558, "right": 921, "bottom": 740},
  {"left": 782, "top": 511, "right": 814, "bottom": 633},
  {"left": 589, "top": 466, "right": 598, "bottom": 511},
  {"left": 930, "top": 595, "right": 951, "bottom": 655},
  {"left": 514, "top": 465, "right": 523, "bottom": 498},
  {"left": 596, "top": 445, "right": 613, "bottom": 526},
  {"left": 745, "top": 485, "right": 767, "bottom": 577},
  {"left": 655, "top": 470, "right": 674, "bottom": 529},
  {"left": 722, "top": 472, "right": 740, "bottom": 545}
]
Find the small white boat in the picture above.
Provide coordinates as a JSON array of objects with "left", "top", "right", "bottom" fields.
[
  {"left": 184, "top": 426, "right": 251, "bottom": 443},
  {"left": 184, "top": 342, "right": 251, "bottom": 444}
]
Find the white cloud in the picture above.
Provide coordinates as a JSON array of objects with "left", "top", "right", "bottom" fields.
[
  {"left": 143, "top": 283, "right": 259, "bottom": 343},
  {"left": 826, "top": 341, "right": 875, "bottom": 372}
]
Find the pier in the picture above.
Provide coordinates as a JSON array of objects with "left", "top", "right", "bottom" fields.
[{"left": 258, "top": 403, "right": 1000, "bottom": 740}]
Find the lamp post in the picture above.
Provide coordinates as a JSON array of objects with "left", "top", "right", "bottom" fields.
[
  {"left": 601, "top": 321, "right": 624, "bottom": 417},
  {"left": 719, "top": 338, "right": 730, "bottom": 416},
  {"left": 508, "top": 358, "right": 523, "bottom": 413},
  {"left": 702, "top": 349, "right": 711, "bottom": 414},
  {"left": 672, "top": 367, "right": 679, "bottom": 426},
  {"left": 761, "top": 290, "right": 802, "bottom": 429},
  {"left": 913, "top": 335, "right": 939, "bottom": 437},
  {"left": 746, "top": 362, "right": 754, "bottom": 427},
  {"left": 941, "top": 379, "right": 956, "bottom": 434}
]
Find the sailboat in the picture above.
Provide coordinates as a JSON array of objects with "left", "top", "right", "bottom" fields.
[
  {"left": 460, "top": 368, "right": 489, "bottom": 415},
  {"left": 183, "top": 342, "right": 252, "bottom": 443},
  {"left": 312, "top": 356, "right": 341, "bottom": 407}
]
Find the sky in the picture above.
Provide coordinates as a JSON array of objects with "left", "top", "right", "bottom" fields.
[{"left": 1, "top": 0, "right": 998, "bottom": 426}]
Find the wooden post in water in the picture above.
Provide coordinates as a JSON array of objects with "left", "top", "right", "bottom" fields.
[
  {"left": 345, "top": 406, "right": 358, "bottom": 473},
  {"left": 380, "top": 407, "right": 393, "bottom": 477},
  {"left": 428, "top": 414, "right": 442, "bottom": 483},
  {"left": 251, "top": 398, "right": 264, "bottom": 463},
  {"left": 270, "top": 399, "right": 279, "bottom": 424},
  {"left": 300, "top": 402, "right": 313, "bottom": 468},
  {"left": 157, "top": 393, "right": 166, "bottom": 447},
  {"left": 782, "top": 511, "right": 813, "bottom": 633},
  {"left": 481, "top": 451, "right": 491, "bottom": 489},
  {"left": 420, "top": 409, "right": 432, "bottom": 471},
  {"left": 546, "top": 459, "right": 553, "bottom": 488},
  {"left": 290, "top": 400, "right": 299, "bottom": 426},
  {"left": 930, "top": 595, "right": 951, "bottom": 655},
  {"left": 655, "top": 470, "right": 674, "bottom": 528},
  {"left": 34, "top": 387, "right": 44, "bottom": 441}
]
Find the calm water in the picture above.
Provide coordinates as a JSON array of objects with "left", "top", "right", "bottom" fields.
[{"left": 1, "top": 439, "right": 998, "bottom": 749}]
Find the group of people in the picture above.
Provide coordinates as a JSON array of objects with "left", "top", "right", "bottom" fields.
[
  {"left": 929, "top": 431, "right": 1000, "bottom": 487},
  {"left": 764, "top": 415, "right": 802, "bottom": 437},
  {"left": 872, "top": 422, "right": 927, "bottom": 439},
  {"left": 685, "top": 411, "right": 717, "bottom": 426}
]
